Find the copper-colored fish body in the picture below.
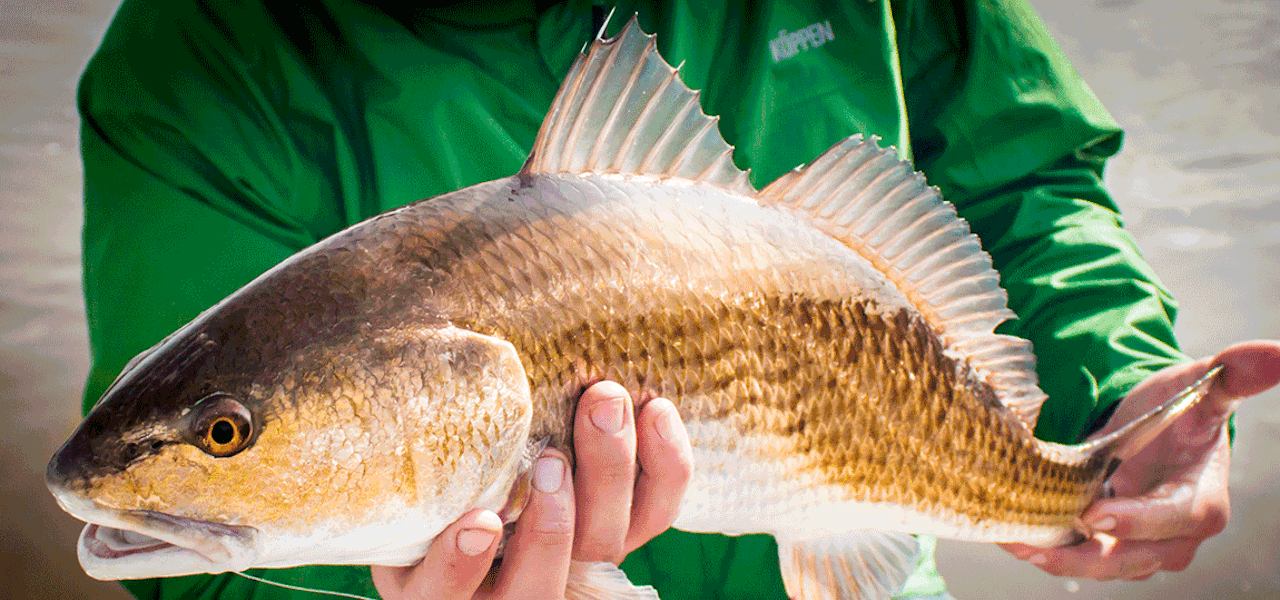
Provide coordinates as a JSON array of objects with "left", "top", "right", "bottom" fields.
[{"left": 367, "top": 171, "right": 1106, "bottom": 547}]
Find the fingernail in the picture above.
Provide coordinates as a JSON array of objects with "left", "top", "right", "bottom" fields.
[
  {"left": 1091, "top": 516, "right": 1117, "bottom": 532},
  {"left": 533, "top": 455, "right": 565, "bottom": 493},
  {"left": 456, "top": 510, "right": 501, "bottom": 556},
  {"left": 1030, "top": 554, "right": 1047, "bottom": 565},
  {"left": 590, "top": 397, "right": 625, "bottom": 434},
  {"left": 457, "top": 528, "right": 497, "bottom": 556},
  {"left": 654, "top": 401, "right": 679, "bottom": 442}
]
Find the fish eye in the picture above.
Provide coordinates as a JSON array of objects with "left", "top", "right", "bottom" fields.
[{"left": 189, "top": 394, "right": 254, "bottom": 457}]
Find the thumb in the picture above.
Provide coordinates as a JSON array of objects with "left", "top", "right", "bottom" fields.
[
  {"left": 1166, "top": 341, "right": 1280, "bottom": 447},
  {"left": 1209, "top": 340, "right": 1280, "bottom": 401}
]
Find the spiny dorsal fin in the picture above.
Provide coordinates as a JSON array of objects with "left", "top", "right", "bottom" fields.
[
  {"left": 522, "top": 16, "right": 754, "bottom": 195},
  {"left": 758, "top": 135, "right": 1049, "bottom": 428}
]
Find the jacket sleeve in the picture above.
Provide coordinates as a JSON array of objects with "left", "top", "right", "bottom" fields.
[
  {"left": 79, "top": 0, "right": 319, "bottom": 414},
  {"left": 78, "top": 1, "right": 373, "bottom": 598},
  {"left": 898, "top": 0, "right": 1188, "bottom": 444}
]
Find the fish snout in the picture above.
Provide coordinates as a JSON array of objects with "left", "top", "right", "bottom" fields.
[
  {"left": 46, "top": 438, "right": 108, "bottom": 522},
  {"left": 47, "top": 420, "right": 166, "bottom": 497},
  {"left": 47, "top": 433, "right": 94, "bottom": 497}
]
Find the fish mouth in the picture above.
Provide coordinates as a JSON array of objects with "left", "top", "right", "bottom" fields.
[
  {"left": 81, "top": 511, "right": 255, "bottom": 561},
  {"left": 52, "top": 487, "right": 258, "bottom": 580},
  {"left": 78, "top": 511, "right": 258, "bottom": 580},
  {"left": 83, "top": 523, "right": 176, "bottom": 560}
]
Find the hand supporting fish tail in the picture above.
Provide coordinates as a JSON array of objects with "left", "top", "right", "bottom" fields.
[{"left": 1002, "top": 340, "right": 1280, "bottom": 581}]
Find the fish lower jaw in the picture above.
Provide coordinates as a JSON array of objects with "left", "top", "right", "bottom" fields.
[
  {"left": 83, "top": 524, "right": 174, "bottom": 560},
  {"left": 73, "top": 510, "right": 258, "bottom": 580},
  {"left": 81, "top": 524, "right": 212, "bottom": 580}
]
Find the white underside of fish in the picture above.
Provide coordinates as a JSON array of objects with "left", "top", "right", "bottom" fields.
[{"left": 674, "top": 417, "right": 1075, "bottom": 547}]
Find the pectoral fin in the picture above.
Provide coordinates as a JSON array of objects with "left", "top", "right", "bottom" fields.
[
  {"left": 498, "top": 438, "right": 551, "bottom": 526},
  {"left": 775, "top": 531, "right": 919, "bottom": 600}
]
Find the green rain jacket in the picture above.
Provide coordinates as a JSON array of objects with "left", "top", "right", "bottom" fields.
[{"left": 77, "top": 0, "right": 1188, "bottom": 598}]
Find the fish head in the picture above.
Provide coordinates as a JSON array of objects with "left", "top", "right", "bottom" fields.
[
  {"left": 47, "top": 255, "right": 534, "bottom": 579},
  {"left": 46, "top": 309, "right": 278, "bottom": 579}
]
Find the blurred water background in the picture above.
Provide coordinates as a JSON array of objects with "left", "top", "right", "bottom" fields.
[{"left": 1, "top": 0, "right": 1276, "bottom": 598}]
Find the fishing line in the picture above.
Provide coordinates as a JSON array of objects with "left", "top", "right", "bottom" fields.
[{"left": 232, "top": 570, "right": 376, "bottom": 600}]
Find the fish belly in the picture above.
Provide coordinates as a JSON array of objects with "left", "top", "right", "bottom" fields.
[{"left": 674, "top": 417, "right": 1082, "bottom": 546}]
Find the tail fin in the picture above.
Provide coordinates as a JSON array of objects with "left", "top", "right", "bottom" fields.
[{"left": 1079, "top": 365, "right": 1223, "bottom": 479}]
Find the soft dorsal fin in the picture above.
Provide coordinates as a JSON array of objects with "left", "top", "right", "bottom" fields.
[
  {"left": 758, "top": 136, "right": 1049, "bottom": 428},
  {"left": 522, "top": 16, "right": 754, "bottom": 195}
]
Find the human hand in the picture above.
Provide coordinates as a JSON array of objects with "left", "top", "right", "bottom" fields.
[
  {"left": 370, "top": 380, "right": 693, "bottom": 599},
  {"left": 1001, "top": 340, "right": 1280, "bottom": 580}
]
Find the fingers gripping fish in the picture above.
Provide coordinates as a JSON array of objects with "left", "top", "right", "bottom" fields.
[{"left": 47, "top": 16, "right": 1223, "bottom": 600}]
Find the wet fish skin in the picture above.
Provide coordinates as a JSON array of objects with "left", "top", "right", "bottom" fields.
[
  {"left": 45, "top": 17, "right": 1222, "bottom": 599},
  {"left": 436, "top": 174, "right": 1105, "bottom": 542}
]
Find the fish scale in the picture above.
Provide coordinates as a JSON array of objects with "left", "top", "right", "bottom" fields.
[
  {"left": 427, "top": 174, "right": 1099, "bottom": 539},
  {"left": 46, "top": 16, "right": 1224, "bottom": 600}
]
